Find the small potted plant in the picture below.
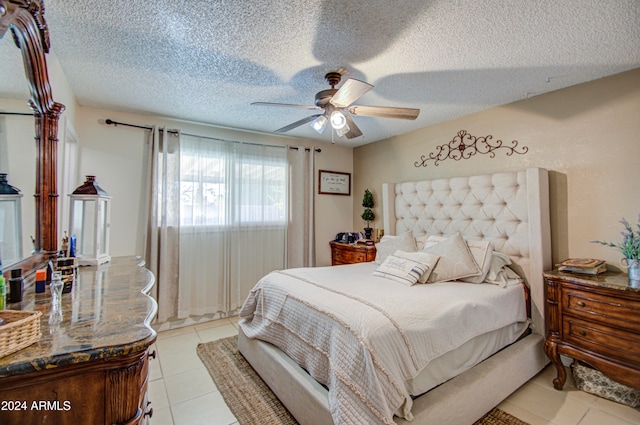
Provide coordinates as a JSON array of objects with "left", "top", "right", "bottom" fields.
[
  {"left": 591, "top": 214, "right": 640, "bottom": 281},
  {"left": 361, "top": 189, "right": 375, "bottom": 240}
]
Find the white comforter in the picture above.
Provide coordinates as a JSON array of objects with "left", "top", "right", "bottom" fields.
[{"left": 238, "top": 262, "right": 526, "bottom": 425}]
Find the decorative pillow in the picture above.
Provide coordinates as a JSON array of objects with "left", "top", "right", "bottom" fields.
[
  {"left": 414, "top": 234, "right": 430, "bottom": 250},
  {"left": 484, "top": 252, "right": 521, "bottom": 287},
  {"left": 373, "top": 250, "right": 438, "bottom": 286},
  {"left": 421, "top": 233, "right": 481, "bottom": 283},
  {"left": 374, "top": 231, "right": 417, "bottom": 264},
  {"left": 460, "top": 240, "right": 493, "bottom": 284},
  {"left": 420, "top": 234, "right": 446, "bottom": 250},
  {"left": 418, "top": 235, "right": 492, "bottom": 284},
  {"left": 395, "top": 250, "right": 440, "bottom": 283}
]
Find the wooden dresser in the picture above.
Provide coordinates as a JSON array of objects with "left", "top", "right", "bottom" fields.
[
  {"left": 0, "top": 257, "right": 157, "bottom": 425},
  {"left": 543, "top": 270, "right": 640, "bottom": 390},
  {"left": 330, "top": 241, "right": 377, "bottom": 265}
]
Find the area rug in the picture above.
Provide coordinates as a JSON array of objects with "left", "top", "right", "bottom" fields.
[{"left": 197, "top": 336, "right": 529, "bottom": 425}]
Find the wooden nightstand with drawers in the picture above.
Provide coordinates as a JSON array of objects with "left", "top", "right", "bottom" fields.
[
  {"left": 330, "top": 241, "right": 377, "bottom": 265},
  {"left": 543, "top": 270, "right": 640, "bottom": 391}
]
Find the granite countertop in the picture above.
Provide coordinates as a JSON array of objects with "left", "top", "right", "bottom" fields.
[
  {"left": 544, "top": 269, "right": 640, "bottom": 293},
  {"left": 0, "top": 256, "right": 158, "bottom": 377}
]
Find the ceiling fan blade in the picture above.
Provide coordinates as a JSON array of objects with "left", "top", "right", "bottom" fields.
[
  {"left": 341, "top": 113, "right": 363, "bottom": 139},
  {"left": 330, "top": 78, "right": 373, "bottom": 108},
  {"left": 252, "top": 102, "right": 321, "bottom": 110},
  {"left": 348, "top": 105, "right": 420, "bottom": 120},
  {"left": 274, "top": 114, "right": 323, "bottom": 133}
]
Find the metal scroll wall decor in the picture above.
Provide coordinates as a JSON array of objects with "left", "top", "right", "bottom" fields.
[{"left": 414, "top": 130, "right": 528, "bottom": 167}]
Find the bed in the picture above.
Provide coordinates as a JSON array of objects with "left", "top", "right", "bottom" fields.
[{"left": 238, "top": 167, "right": 552, "bottom": 424}]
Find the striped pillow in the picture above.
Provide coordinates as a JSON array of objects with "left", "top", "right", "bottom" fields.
[{"left": 373, "top": 250, "right": 439, "bottom": 286}]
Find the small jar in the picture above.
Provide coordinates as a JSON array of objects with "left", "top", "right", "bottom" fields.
[{"left": 8, "top": 268, "right": 24, "bottom": 303}]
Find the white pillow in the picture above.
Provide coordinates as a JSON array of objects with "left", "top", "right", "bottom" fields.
[
  {"left": 421, "top": 233, "right": 481, "bottom": 283},
  {"left": 484, "top": 252, "right": 522, "bottom": 287},
  {"left": 460, "top": 240, "right": 492, "bottom": 284},
  {"left": 373, "top": 250, "right": 438, "bottom": 286},
  {"left": 395, "top": 250, "right": 440, "bottom": 283},
  {"left": 414, "top": 234, "right": 430, "bottom": 250},
  {"left": 419, "top": 235, "right": 492, "bottom": 284},
  {"left": 374, "top": 231, "right": 417, "bottom": 264}
]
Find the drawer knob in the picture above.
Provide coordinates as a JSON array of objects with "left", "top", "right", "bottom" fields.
[
  {"left": 576, "top": 301, "right": 585, "bottom": 307},
  {"left": 578, "top": 330, "right": 586, "bottom": 337}
]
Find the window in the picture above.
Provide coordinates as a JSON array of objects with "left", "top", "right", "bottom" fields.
[{"left": 179, "top": 137, "right": 287, "bottom": 227}]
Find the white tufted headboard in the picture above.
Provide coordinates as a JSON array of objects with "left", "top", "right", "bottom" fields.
[{"left": 381, "top": 168, "right": 552, "bottom": 335}]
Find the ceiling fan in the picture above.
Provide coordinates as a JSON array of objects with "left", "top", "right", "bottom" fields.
[{"left": 252, "top": 71, "right": 420, "bottom": 139}]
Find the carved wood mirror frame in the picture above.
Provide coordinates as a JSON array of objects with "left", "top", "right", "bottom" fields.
[{"left": 0, "top": 0, "right": 64, "bottom": 276}]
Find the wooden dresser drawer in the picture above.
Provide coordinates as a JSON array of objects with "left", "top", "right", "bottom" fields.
[
  {"left": 333, "top": 249, "right": 366, "bottom": 264},
  {"left": 329, "top": 241, "right": 376, "bottom": 266},
  {"left": 562, "top": 316, "right": 640, "bottom": 364},
  {"left": 562, "top": 288, "right": 640, "bottom": 330}
]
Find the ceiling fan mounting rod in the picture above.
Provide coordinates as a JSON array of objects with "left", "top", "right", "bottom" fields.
[{"left": 324, "top": 72, "right": 342, "bottom": 88}]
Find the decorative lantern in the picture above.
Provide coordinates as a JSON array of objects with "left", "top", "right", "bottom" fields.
[
  {"left": 69, "top": 176, "right": 111, "bottom": 266},
  {"left": 0, "top": 173, "right": 23, "bottom": 265}
]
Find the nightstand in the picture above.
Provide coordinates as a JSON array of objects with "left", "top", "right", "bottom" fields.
[
  {"left": 543, "top": 270, "right": 640, "bottom": 390},
  {"left": 329, "top": 241, "right": 377, "bottom": 265}
]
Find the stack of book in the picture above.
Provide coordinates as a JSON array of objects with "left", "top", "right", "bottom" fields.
[{"left": 558, "top": 258, "right": 607, "bottom": 275}]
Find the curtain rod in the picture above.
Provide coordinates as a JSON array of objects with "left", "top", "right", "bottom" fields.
[
  {"left": 105, "top": 118, "right": 321, "bottom": 152},
  {"left": 0, "top": 112, "right": 33, "bottom": 116}
]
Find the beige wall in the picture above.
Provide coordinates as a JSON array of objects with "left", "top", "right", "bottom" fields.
[
  {"left": 353, "top": 68, "right": 640, "bottom": 268},
  {"left": 72, "top": 107, "right": 353, "bottom": 266},
  {"left": 7, "top": 51, "right": 639, "bottom": 269}
]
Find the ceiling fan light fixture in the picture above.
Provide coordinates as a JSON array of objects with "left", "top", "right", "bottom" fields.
[
  {"left": 311, "top": 115, "right": 328, "bottom": 134},
  {"left": 253, "top": 71, "right": 420, "bottom": 140},
  {"left": 336, "top": 122, "right": 350, "bottom": 138},
  {"left": 330, "top": 111, "right": 347, "bottom": 130}
]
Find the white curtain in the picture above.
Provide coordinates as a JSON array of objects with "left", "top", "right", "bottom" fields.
[
  {"left": 287, "top": 146, "right": 316, "bottom": 268},
  {"left": 177, "top": 136, "right": 287, "bottom": 318},
  {"left": 144, "top": 127, "right": 181, "bottom": 323}
]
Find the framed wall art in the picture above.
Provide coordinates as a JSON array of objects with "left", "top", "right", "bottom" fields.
[{"left": 318, "top": 170, "right": 351, "bottom": 196}]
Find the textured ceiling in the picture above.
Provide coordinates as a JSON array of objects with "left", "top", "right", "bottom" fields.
[{"left": 1, "top": 1, "right": 639, "bottom": 145}]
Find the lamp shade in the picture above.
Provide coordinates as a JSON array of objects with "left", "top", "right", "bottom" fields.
[
  {"left": 336, "top": 122, "right": 351, "bottom": 138},
  {"left": 69, "top": 176, "right": 111, "bottom": 266},
  {"left": 330, "top": 111, "right": 347, "bottom": 130},
  {"left": 311, "top": 115, "right": 328, "bottom": 134}
]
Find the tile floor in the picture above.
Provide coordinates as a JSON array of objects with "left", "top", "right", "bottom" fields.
[{"left": 148, "top": 317, "right": 640, "bottom": 425}]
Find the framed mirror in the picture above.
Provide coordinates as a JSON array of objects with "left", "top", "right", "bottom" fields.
[
  {"left": 0, "top": 104, "right": 36, "bottom": 267},
  {"left": 0, "top": 36, "right": 37, "bottom": 267},
  {"left": 0, "top": 0, "right": 65, "bottom": 277}
]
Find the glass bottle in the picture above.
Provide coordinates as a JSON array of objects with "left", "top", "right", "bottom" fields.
[
  {"left": 0, "top": 274, "right": 5, "bottom": 311},
  {"left": 50, "top": 271, "right": 63, "bottom": 306},
  {"left": 0, "top": 261, "right": 5, "bottom": 310},
  {"left": 48, "top": 271, "right": 64, "bottom": 325}
]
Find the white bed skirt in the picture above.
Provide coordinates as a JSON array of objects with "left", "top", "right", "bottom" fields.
[{"left": 238, "top": 327, "right": 548, "bottom": 425}]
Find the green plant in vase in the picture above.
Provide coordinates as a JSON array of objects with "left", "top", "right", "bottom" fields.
[
  {"left": 591, "top": 214, "right": 640, "bottom": 280},
  {"left": 361, "top": 189, "right": 375, "bottom": 240}
]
